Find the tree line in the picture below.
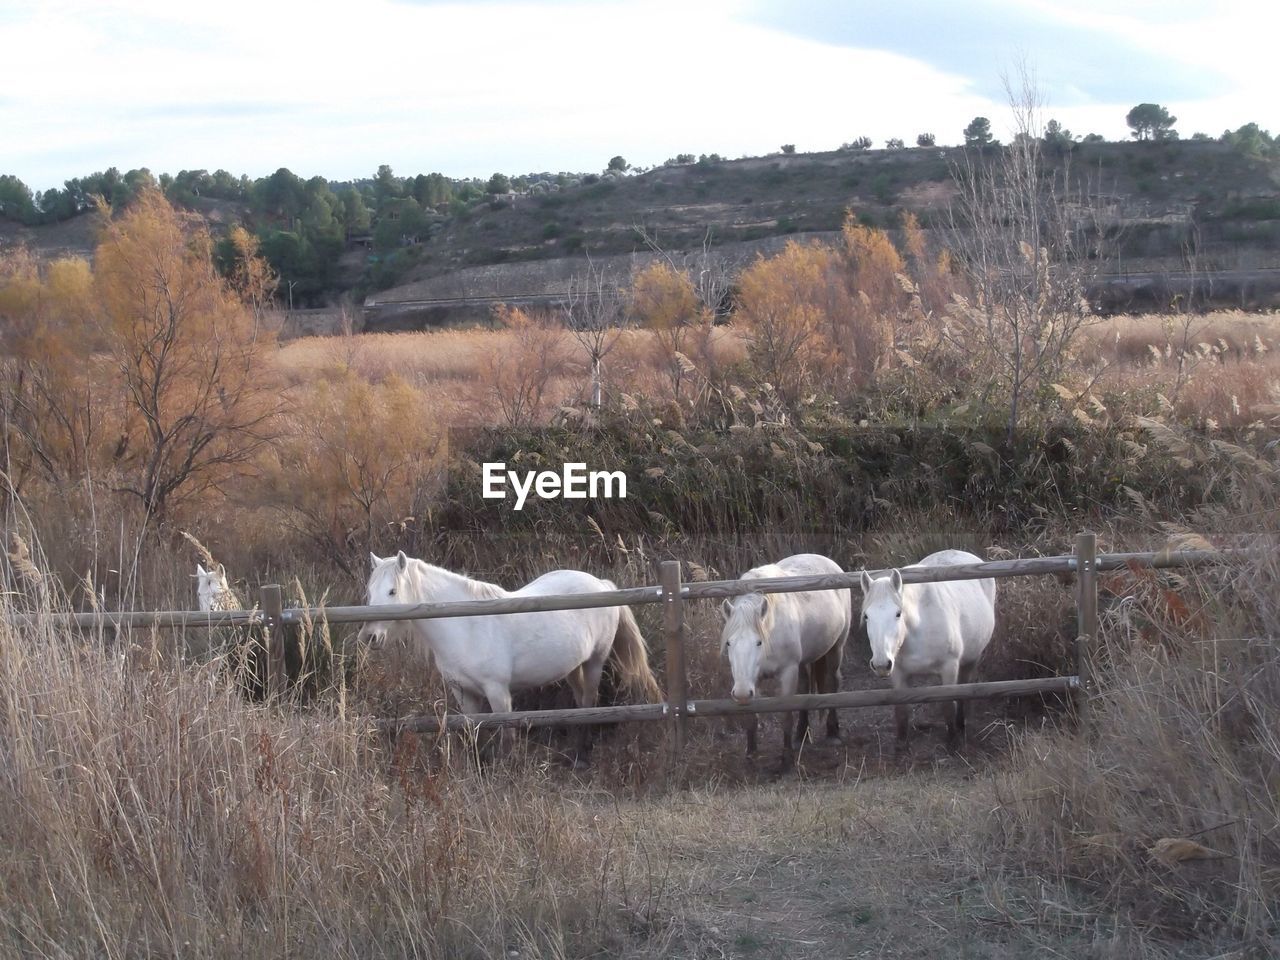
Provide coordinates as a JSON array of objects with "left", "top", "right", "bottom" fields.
[{"left": 0, "top": 164, "right": 592, "bottom": 305}]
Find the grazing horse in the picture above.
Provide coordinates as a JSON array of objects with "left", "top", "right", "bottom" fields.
[
  {"left": 359, "top": 552, "right": 661, "bottom": 765},
  {"left": 719, "top": 554, "right": 851, "bottom": 768},
  {"left": 859, "top": 549, "right": 996, "bottom": 748}
]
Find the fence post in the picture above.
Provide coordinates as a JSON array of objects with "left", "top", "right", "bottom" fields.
[
  {"left": 660, "top": 561, "right": 688, "bottom": 755},
  {"left": 1074, "top": 531, "right": 1097, "bottom": 734},
  {"left": 262, "top": 584, "right": 285, "bottom": 700}
]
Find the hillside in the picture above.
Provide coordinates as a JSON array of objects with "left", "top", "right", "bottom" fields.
[
  {"left": 361, "top": 140, "right": 1280, "bottom": 328},
  {"left": 433, "top": 142, "right": 1273, "bottom": 262},
  {"left": 6, "top": 140, "right": 1280, "bottom": 332}
]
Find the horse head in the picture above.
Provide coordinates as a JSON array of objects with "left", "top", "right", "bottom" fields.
[
  {"left": 860, "top": 569, "right": 905, "bottom": 677},
  {"left": 194, "top": 562, "right": 230, "bottom": 612},
  {"left": 719, "top": 592, "right": 774, "bottom": 704},
  {"left": 359, "top": 550, "right": 414, "bottom": 649}
]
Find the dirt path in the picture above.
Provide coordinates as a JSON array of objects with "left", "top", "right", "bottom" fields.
[{"left": 603, "top": 770, "right": 1055, "bottom": 960}]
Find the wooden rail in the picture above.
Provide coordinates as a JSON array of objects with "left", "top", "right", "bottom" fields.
[
  {"left": 378, "top": 677, "right": 1081, "bottom": 734},
  {"left": 3, "top": 548, "right": 1248, "bottom": 632},
  {"left": 5, "top": 608, "right": 264, "bottom": 629}
]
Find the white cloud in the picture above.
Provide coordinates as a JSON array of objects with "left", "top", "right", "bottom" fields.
[{"left": 0, "top": 0, "right": 1270, "bottom": 189}]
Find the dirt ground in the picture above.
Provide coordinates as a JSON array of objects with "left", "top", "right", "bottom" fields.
[{"left": 478, "top": 674, "right": 1083, "bottom": 958}]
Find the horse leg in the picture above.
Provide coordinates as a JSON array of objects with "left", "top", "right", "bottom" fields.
[
  {"left": 939, "top": 659, "right": 961, "bottom": 748},
  {"left": 777, "top": 664, "right": 800, "bottom": 773},
  {"left": 821, "top": 639, "right": 846, "bottom": 744},
  {"left": 573, "top": 658, "right": 606, "bottom": 770},
  {"left": 565, "top": 665, "right": 589, "bottom": 767},
  {"left": 480, "top": 683, "right": 514, "bottom": 763},
  {"left": 954, "top": 661, "right": 975, "bottom": 740},
  {"left": 456, "top": 688, "right": 492, "bottom": 767},
  {"left": 745, "top": 714, "right": 759, "bottom": 757},
  {"left": 794, "top": 663, "right": 812, "bottom": 747},
  {"left": 891, "top": 670, "right": 910, "bottom": 749}
]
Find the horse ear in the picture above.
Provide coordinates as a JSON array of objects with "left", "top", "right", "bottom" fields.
[
  {"left": 196, "top": 563, "right": 207, "bottom": 577},
  {"left": 890, "top": 569, "right": 903, "bottom": 593},
  {"left": 860, "top": 571, "right": 872, "bottom": 592},
  {"left": 396, "top": 550, "right": 408, "bottom": 571},
  {"left": 369, "top": 552, "right": 382, "bottom": 570},
  {"left": 721, "top": 598, "right": 733, "bottom": 620},
  {"left": 759, "top": 594, "right": 771, "bottom": 619},
  {"left": 215, "top": 562, "right": 226, "bottom": 579}
]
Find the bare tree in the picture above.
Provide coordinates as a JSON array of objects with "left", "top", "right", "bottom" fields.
[
  {"left": 562, "top": 256, "right": 626, "bottom": 407},
  {"left": 947, "top": 64, "right": 1110, "bottom": 442}
]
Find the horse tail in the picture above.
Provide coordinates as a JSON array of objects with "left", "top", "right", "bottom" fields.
[{"left": 611, "top": 604, "right": 662, "bottom": 703}]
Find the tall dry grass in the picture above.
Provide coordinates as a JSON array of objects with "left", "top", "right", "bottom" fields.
[
  {"left": 980, "top": 482, "right": 1280, "bottom": 948},
  {"left": 0, "top": 576, "right": 671, "bottom": 958},
  {"left": 1081, "top": 310, "right": 1280, "bottom": 429}
]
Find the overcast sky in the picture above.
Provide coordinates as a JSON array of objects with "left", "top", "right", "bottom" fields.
[{"left": 1, "top": 0, "right": 1270, "bottom": 191}]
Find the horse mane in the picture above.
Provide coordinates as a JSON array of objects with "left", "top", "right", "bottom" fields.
[
  {"left": 860, "top": 571, "right": 917, "bottom": 617},
  {"left": 218, "top": 585, "right": 244, "bottom": 611},
  {"left": 404, "top": 559, "right": 509, "bottom": 601},
  {"left": 463, "top": 576, "right": 507, "bottom": 600},
  {"left": 722, "top": 591, "right": 775, "bottom": 652}
]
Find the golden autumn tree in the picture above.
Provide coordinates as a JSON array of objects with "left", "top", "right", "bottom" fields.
[
  {"left": 271, "top": 370, "right": 440, "bottom": 571},
  {"left": 838, "top": 214, "right": 906, "bottom": 382},
  {"left": 93, "top": 188, "right": 278, "bottom": 520},
  {"left": 734, "top": 241, "right": 845, "bottom": 403},
  {"left": 629, "top": 260, "right": 705, "bottom": 400},
  {"left": 221, "top": 225, "right": 278, "bottom": 323},
  {"left": 897, "top": 211, "right": 959, "bottom": 317},
  {"left": 0, "top": 249, "right": 105, "bottom": 492}
]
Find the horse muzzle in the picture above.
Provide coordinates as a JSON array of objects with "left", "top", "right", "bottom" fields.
[
  {"left": 731, "top": 688, "right": 755, "bottom": 706},
  {"left": 870, "top": 659, "right": 893, "bottom": 679},
  {"left": 358, "top": 625, "right": 387, "bottom": 648}
]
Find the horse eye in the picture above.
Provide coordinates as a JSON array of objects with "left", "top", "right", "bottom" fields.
[
  {"left": 388, "top": 589, "right": 397, "bottom": 597},
  {"left": 895, "top": 611, "right": 901, "bottom": 619},
  {"left": 756, "top": 640, "right": 762, "bottom": 647}
]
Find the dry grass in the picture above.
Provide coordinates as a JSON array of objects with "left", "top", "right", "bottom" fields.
[
  {"left": 271, "top": 325, "right": 746, "bottom": 436},
  {"left": 1069, "top": 310, "right": 1280, "bottom": 429},
  {"left": 0, "top": 595, "right": 678, "bottom": 958},
  {"left": 1085, "top": 310, "right": 1280, "bottom": 368},
  {"left": 275, "top": 327, "right": 744, "bottom": 391},
  {"left": 5, "top": 495, "right": 1278, "bottom": 957},
  {"left": 15, "top": 586, "right": 1257, "bottom": 960},
  {"left": 983, "top": 540, "right": 1280, "bottom": 951}
]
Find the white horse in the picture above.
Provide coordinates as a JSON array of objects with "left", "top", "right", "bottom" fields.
[
  {"left": 193, "top": 562, "right": 266, "bottom": 694},
  {"left": 360, "top": 552, "right": 661, "bottom": 764},
  {"left": 859, "top": 549, "right": 996, "bottom": 748},
  {"left": 720, "top": 554, "right": 851, "bottom": 767},
  {"left": 194, "top": 562, "right": 241, "bottom": 612}
]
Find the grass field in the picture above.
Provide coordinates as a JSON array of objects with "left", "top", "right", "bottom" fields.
[{"left": 270, "top": 309, "right": 1280, "bottom": 440}]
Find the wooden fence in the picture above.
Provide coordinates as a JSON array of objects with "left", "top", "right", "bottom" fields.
[{"left": 5, "top": 535, "right": 1251, "bottom": 748}]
